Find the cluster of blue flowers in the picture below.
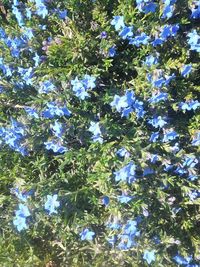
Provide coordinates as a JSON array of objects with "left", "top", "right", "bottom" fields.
[
  {"left": 0, "top": 119, "right": 28, "bottom": 156},
  {"left": 12, "top": 190, "right": 60, "bottom": 231},
  {"left": 0, "top": 0, "right": 199, "bottom": 265},
  {"left": 71, "top": 75, "right": 96, "bottom": 100},
  {"left": 13, "top": 204, "right": 31, "bottom": 231},
  {"left": 110, "top": 90, "right": 145, "bottom": 118}
]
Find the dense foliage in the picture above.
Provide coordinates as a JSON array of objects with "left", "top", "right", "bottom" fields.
[{"left": 0, "top": 0, "right": 200, "bottom": 266}]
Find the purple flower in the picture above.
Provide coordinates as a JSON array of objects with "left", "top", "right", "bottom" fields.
[{"left": 100, "top": 31, "right": 107, "bottom": 39}]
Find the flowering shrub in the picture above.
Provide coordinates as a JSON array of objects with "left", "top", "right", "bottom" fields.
[{"left": 0, "top": 0, "right": 199, "bottom": 266}]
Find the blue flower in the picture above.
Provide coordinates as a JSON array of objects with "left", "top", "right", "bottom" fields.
[
  {"left": 162, "top": 129, "right": 178, "bottom": 142},
  {"left": 43, "top": 102, "right": 71, "bottom": 118},
  {"left": 191, "top": 132, "right": 200, "bottom": 146},
  {"left": 187, "top": 190, "right": 200, "bottom": 201},
  {"left": 152, "top": 37, "right": 164, "bottom": 46},
  {"left": 44, "top": 140, "right": 68, "bottom": 153},
  {"left": 107, "top": 220, "right": 121, "bottom": 230},
  {"left": 100, "top": 196, "right": 110, "bottom": 206},
  {"left": 39, "top": 80, "right": 56, "bottom": 94},
  {"left": 147, "top": 70, "right": 173, "bottom": 88},
  {"left": 80, "top": 229, "right": 95, "bottom": 241},
  {"left": 181, "top": 64, "right": 192, "bottom": 77},
  {"left": 33, "top": 53, "right": 40, "bottom": 67},
  {"left": 149, "top": 154, "right": 159, "bottom": 163},
  {"left": 12, "top": 6, "right": 24, "bottom": 26},
  {"left": 114, "top": 161, "right": 136, "bottom": 183},
  {"left": 111, "top": 90, "right": 144, "bottom": 118},
  {"left": 51, "top": 121, "right": 64, "bottom": 138},
  {"left": 11, "top": 188, "right": 33, "bottom": 202},
  {"left": 13, "top": 203, "right": 30, "bottom": 231},
  {"left": 129, "top": 33, "right": 150, "bottom": 46},
  {"left": 117, "top": 234, "right": 134, "bottom": 250},
  {"left": 187, "top": 30, "right": 200, "bottom": 52},
  {"left": 136, "top": 1, "right": 158, "bottom": 14},
  {"left": 44, "top": 194, "right": 60, "bottom": 215},
  {"left": 18, "top": 67, "right": 33, "bottom": 85},
  {"left": 148, "top": 92, "right": 168, "bottom": 103},
  {"left": 123, "top": 220, "right": 138, "bottom": 236},
  {"left": 159, "top": 24, "right": 179, "bottom": 40},
  {"left": 149, "top": 132, "right": 160, "bottom": 142},
  {"left": 26, "top": 7, "right": 32, "bottom": 19},
  {"left": 57, "top": 9, "right": 68, "bottom": 20},
  {"left": 13, "top": 216, "right": 28, "bottom": 231},
  {"left": 35, "top": 1, "right": 48, "bottom": 18},
  {"left": 24, "top": 107, "right": 39, "bottom": 119},
  {"left": 108, "top": 46, "right": 116, "bottom": 57},
  {"left": 15, "top": 204, "right": 30, "bottom": 218},
  {"left": 0, "top": 119, "right": 28, "bottom": 155},
  {"left": 143, "top": 250, "right": 156, "bottom": 264},
  {"left": 148, "top": 116, "right": 167, "bottom": 128},
  {"left": 117, "top": 193, "right": 133, "bottom": 203},
  {"left": 143, "top": 167, "right": 155, "bottom": 176},
  {"left": 144, "top": 54, "right": 159, "bottom": 67},
  {"left": 143, "top": 3, "right": 158, "bottom": 13},
  {"left": 190, "top": 2, "right": 200, "bottom": 19},
  {"left": 88, "top": 121, "right": 103, "bottom": 144},
  {"left": 116, "top": 147, "right": 130, "bottom": 158},
  {"left": 182, "top": 155, "right": 198, "bottom": 168},
  {"left": 173, "top": 254, "right": 192, "bottom": 265},
  {"left": 119, "top": 26, "right": 133, "bottom": 39},
  {"left": 71, "top": 75, "right": 96, "bottom": 100},
  {"left": 22, "top": 27, "right": 34, "bottom": 40},
  {"left": 110, "top": 95, "right": 129, "bottom": 112},
  {"left": 179, "top": 100, "right": 200, "bottom": 112},
  {"left": 161, "top": 1, "right": 176, "bottom": 19},
  {"left": 111, "top": 16, "right": 125, "bottom": 31},
  {"left": 82, "top": 74, "right": 96, "bottom": 89}
]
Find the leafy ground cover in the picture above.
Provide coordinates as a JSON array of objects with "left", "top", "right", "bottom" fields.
[{"left": 0, "top": 0, "right": 199, "bottom": 266}]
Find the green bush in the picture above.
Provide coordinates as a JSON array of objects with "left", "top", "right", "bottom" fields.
[{"left": 0, "top": 0, "right": 199, "bottom": 266}]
